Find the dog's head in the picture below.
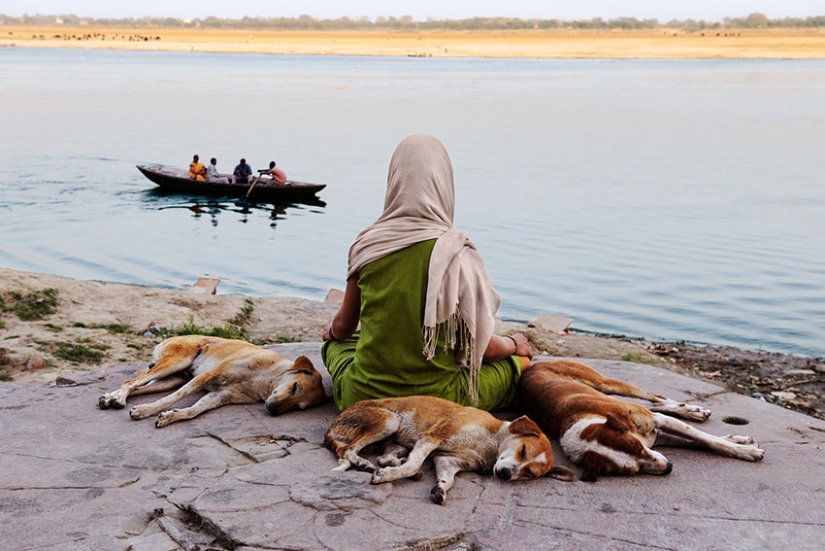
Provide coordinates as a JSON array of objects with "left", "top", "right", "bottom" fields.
[
  {"left": 570, "top": 413, "right": 672, "bottom": 482},
  {"left": 265, "top": 355, "right": 327, "bottom": 415},
  {"left": 493, "top": 416, "right": 575, "bottom": 483}
]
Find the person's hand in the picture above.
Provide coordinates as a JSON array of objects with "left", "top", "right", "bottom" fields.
[
  {"left": 509, "top": 332, "right": 533, "bottom": 359},
  {"left": 322, "top": 318, "right": 335, "bottom": 341}
]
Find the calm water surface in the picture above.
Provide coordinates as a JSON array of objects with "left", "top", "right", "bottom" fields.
[{"left": 1, "top": 48, "right": 823, "bottom": 357}]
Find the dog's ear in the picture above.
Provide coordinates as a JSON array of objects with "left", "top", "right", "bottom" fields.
[
  {"left": 508, "top": 415, "right": 543, "bottom": 437},
  {"left": 291, "top": 355, "right": 316, "bottom": 371},
  {"left": 579, "top": 452, "right": 602, "bottom": 483},
  {"left": 547, "top": 465, "right": 576, "bottom": 482},
  {"left": 604, "top": 413, "right": 628, "bottom": 433}
]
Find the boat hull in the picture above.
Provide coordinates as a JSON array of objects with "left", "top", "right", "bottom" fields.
[{"left": 137, "top": 165, "right": 326, "bottom": 203}]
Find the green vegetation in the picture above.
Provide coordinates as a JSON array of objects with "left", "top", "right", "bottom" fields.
[
  {"left": 45, "top": 323, "right": 63, "bottom": 333},
  {"left": 621, "top": 353, "right": 653, "bottom": 364},
  {"left": 158, "top": 299, "right": 256, "bottom": 341},
  {"left": 46, "top": 339, "right": 109, "bottom": 364},
  {"left": 87, "top": 322, "right": 133, "bottom": 334},
  {"left": 1, "top": 288, "right": 59, "bottom": 321},
  {"left": 2, "top": 13, "right": 823, "bottom": 30}
]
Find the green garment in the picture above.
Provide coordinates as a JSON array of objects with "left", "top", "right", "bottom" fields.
[{"left": 322, "top": 239, "right": 521, "bottom": 412}]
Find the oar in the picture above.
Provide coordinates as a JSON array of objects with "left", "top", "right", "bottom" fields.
[{"left": 243, "top": 173, "right": 262, "bottom": 199}]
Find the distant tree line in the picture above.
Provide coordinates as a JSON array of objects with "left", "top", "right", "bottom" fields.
[{"left": 2, "top": 12, "right": 824, "bottom": 31}]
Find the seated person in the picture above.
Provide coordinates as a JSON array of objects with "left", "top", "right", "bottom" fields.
[
  {"left": 233, "top": 158, "right": 253, "bottom": 183},
  {"left": 264, "top": 161, "right": 287, "bottom": 185},
  {"left": 322, "top": 134, "right": 532, "bottom": 413},
  {"left": 188, "top": 154, "right": 206, "bottom": 181},
  {"left": 205, "top": 158, "right": 229, "bottom": 183}
]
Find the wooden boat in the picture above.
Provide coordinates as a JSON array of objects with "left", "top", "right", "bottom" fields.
[{"left": 137, "top": 165, "right": 326, "bottom": 202}]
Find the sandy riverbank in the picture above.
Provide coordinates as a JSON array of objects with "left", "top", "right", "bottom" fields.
[
  {"left": 3, "top": 26, "right": 825, "bottom": 58},
  {"left": 0, "top": 266, "right": 674, "bottom": 386}
]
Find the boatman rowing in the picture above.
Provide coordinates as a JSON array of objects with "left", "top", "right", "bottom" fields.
[{"left": 263, "top": 161, "right": 288, "bottom": 185}]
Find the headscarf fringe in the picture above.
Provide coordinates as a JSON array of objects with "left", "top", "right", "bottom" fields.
[{"left": 423, "top": 313, "right": 480, "bottom": 406}]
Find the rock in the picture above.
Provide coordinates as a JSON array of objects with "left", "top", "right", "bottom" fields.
[
  {"left": 771, "top": 390, "right": 797, "bottom": 401},
  {"left": 528, "top": 314, "right": 573, "bottom": 335},
  {"left": 26, "top": 355, "right": 47, "bottom": 370}
]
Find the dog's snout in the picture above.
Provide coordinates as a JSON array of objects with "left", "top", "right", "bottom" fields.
[
  {"left": 265, "top": 399, "right": 281, "bottom": 416},
  {"left": 495, "top": 467, "right": 513, "bottom": 481},
  {"left": 663, "top": 461, "right": 673, "bottom": 475}
]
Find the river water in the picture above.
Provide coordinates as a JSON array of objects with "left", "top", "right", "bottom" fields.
[{"left": 1, "top": 47, "right": 823, "bottom": 357}]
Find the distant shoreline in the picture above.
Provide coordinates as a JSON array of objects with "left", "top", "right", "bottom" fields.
[{"left": 3, "top": 26, "right": 825, "bottom": 59}]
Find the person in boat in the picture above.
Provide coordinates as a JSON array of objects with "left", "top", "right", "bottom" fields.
[
  {"left": 263, "top": 161, "right": 287, "bottom": 185},
  {"left": 321, "top": 133, "right": 532, "bottom": 413},
  {"left": 233, "top": 158, "right": 253, "bottom": 184},
  {"left": 205, "top": 158, "right": 229, "bottom": 184},
  {"left": 188, "top": 154, "right": 206, "bottom": 181}
]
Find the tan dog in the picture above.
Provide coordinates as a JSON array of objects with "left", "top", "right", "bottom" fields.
[
  {"left": 98, "top": 335, "right": 326, "bottom": 428},
  {"left": 519, "top": 360, "right": 765, "bottom": 482},
  {"left": 324, "top": 395, "right": 574, "bottom": 505}
]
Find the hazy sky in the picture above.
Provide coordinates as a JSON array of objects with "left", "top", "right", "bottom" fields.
[{"left": 3, "top": 1, "right": 822, "bottom": 22}]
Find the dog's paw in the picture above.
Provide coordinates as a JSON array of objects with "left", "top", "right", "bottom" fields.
[
  {"left": 371, "top": 467, "right": 397, "bottom": 484},
  {"left": 129, "top": 405, "right": 153, "bottom": 420},
  {"left": 377, "top": 454, "right": 407, "bottom": 467},
  {"left": 430, "top": 484, "right": 447, "bottom": 505},
  {"left": 724, "top": 436, "right": 765, "bottom": 462},
  {"left": 681, "top": 404, "right": 712, "bottom": 422},
  {"left": 724, "top": 435, "right": 756, "bottom": 445},
  {"left": 371, "top": 468, "right": 389, "bottom": 484},
  {"left": 98, "top": 394, "right": 125, "bottom": 410},
  {"left": 155, "top": 411, "right": 174, "bottom": 428}
]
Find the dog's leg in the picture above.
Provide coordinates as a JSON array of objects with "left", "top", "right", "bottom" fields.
[
  {"left": 430, "top": 455, "right": 462, "bottom": 505},
  {"left": 155, "top": 391, "right": 243, "bottom": 428},
  {"left": 372, "top": 439, "right": 438, "bottom": 484},
  {"left": 647, "top": 397, "right": 711, "bottom": 422},
  {"left": 128, "top": 375, "right": 189, "bottom": 397},
  {"left": 377, "top": 443, "right": 410, "bottom": 467},
  {"left": 652, "top": 413, "right": 765, "bottom": 461},
  {"left": 328, "top": 411, "right": 402, "bottom": 473},
  {"left": 129, "top": 371, "right": 214, "bottom": 421},
  {"left": 545, "top": 361, "right": 711, "bottom": 422},
  {"left": 588, "top": 378, "right": 711, "bottom": 422},
  {"left": 99, "top": 355, "right": 194, "bottom": 410}
]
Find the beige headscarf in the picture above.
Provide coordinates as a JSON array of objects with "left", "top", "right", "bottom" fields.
[{"left": 347, "top": 134, "right": 500, "bottom": 404}]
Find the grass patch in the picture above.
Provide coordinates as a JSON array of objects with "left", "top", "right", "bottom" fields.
[
  {"left": 0, "top": 373, "right": 12, "bottom": 382},
  {"left": 5, "top": 288, "right": 59, "bottom": 320},
  {"left": 0, "top": 320, "right": 5, "bottom": 329},
  {"left": 44, "top": 338, "right": 109, "bottom": 364},
  {"left": 158, "top": 300, "right": 256, "bottom": 341},
  {"left": 45, "top": 323, "right": 63, "bottom": 333},
  {"left": 620, "top": 353, "right": 653, "bottom": 364},
  {"left": 88, "top": 322, "right": 133, "bottom": 334}
]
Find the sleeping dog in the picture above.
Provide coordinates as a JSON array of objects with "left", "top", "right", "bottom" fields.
[
  {"left": 99, "top": 335, "right": 327, "bottom": 427},
  {"left": 324, "top": 395, "right": 574, "bottom": 504},
  {"left": 519, "top": 360, "right": 765, "bottom": 481}
]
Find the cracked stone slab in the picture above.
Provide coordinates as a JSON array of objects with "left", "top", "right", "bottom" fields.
[{"left": 1, "top": 346, "right": 825, "bottom": 550}]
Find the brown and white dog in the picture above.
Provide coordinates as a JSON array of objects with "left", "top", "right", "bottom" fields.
[
  {"left": 323, "top": 395, "right": 574, "bottom": 504},
  {"left": 519, "top": 360, "right": 765, "bottom": 482},
  {"left": 98, "top": 335, "right": 327, "bottom": 428}
]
